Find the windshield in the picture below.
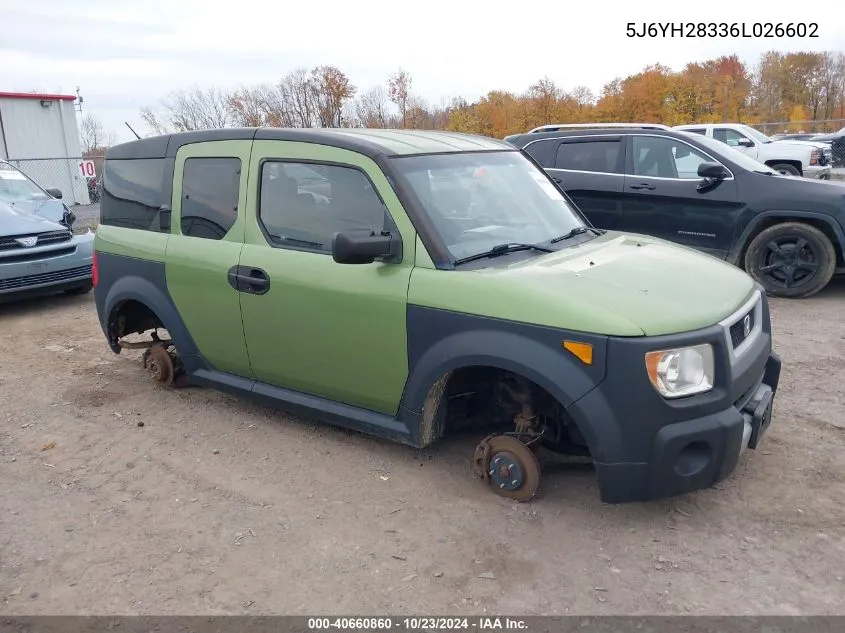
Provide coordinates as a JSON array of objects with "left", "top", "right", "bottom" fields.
[
  {"left": 682, "top": 133, "right": 778, "bottom": 174},
  {"left": 391, "top": 151, "right": 587, "bottom": 261},
  {"left": 737, "top": 125, "right": 771, "bottom": 144},
  {"left": 0, "top": 162, "right": 50, "bottom": 203}
]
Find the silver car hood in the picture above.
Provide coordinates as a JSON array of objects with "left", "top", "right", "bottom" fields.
[{"left": 0, "top": 200, "right": 68, "bottom": 236}]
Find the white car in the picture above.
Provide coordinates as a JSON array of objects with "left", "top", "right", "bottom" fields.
[{"left": 673, "top": 123, "right": 832, "bottom": 180}]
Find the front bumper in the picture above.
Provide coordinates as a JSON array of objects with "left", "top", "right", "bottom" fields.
[
  {"left": 643, "top": 351, "right": 780, "bottom": 501},
  {"left": 0, "top": 232, "right": 94, "bottom": 300},
  {"left": 803, "top": 164, "right": 832, "bottom": 179},
  {"left": 566, "top": 287, "right": 781, "bottom": 503}
]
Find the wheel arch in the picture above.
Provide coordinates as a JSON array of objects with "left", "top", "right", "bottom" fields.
[
  {"left": 763, "top": 159, "right": 803, "bottom": 175},
  {"left": 402, "top": 328, "right": 611, "bottom": 458},
  {"left": 101, "top": 274, "right": 200, "bottom": 358},
  {"left": 729, "top": 211, "right": 845, "bottom": 268}
]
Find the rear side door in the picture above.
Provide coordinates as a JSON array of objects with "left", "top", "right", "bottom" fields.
[
  {"left": 531, "top": 135, "right": 627, "bottom": 230},
  {"left": 622, "top": 134, "right": 743, "bottom": 259},
  {"left": 165, "top": 140, "right": 253, "bottom": 378}
]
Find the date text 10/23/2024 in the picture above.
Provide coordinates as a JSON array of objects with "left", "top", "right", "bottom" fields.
[
  {"left": 626, "top": 22, "right": 819, "bottom": 38},
  {"left": 307, "top": 618, "right": 529, "bottom": 631}
]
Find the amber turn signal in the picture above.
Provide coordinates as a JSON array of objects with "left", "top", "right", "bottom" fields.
[{"left": 562, "top": 340, "right": 593, "bottom": 365}]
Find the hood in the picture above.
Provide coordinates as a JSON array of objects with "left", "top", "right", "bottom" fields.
[
  {"left": 748, "top": 171, "right": 845, "bottom": 217},
  {"left": 772, "top": 139, "right": 829, "bottom": 151},
  {"left": 410, "top": 232, "right": 757, "bottom": 337},
  {"left": 0, "top": 200, "right": 68, "bottom": 236}
]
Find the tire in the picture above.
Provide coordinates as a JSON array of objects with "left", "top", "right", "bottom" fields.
[
  {"left": 743, "top": 222, "right": 836, "bottom": 299},
  {"left": 65, "top": 281, "right": 94, "bottom": 295},
  {"left": 769, "top": 163, "right": 801, "bottom": 176}
]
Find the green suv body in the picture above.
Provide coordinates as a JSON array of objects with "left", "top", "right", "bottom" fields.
[{"left": 94, "top": 128, "right": 781, "bottom": 503}]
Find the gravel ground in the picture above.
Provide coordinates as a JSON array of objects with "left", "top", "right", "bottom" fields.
[{"left": 0, "top": 276, "right": 844, "bottom": 616}]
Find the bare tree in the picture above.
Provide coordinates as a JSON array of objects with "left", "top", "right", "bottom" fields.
[
  {"left": 388, "top": 68, "right": 413, "bottom": 128},
  {"left": 140, "top": 86, "right": 233, "bottom": 134},
  {"left": 354, "top": 86, "right": 390, "bottom": 128},
  {"left": 80, "top": 113, "right": 115, "bottom": 153}
]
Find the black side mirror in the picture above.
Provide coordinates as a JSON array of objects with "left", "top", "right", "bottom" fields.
[
  {"left": 737, "top": 138, "right": 755, "bottom": 148},
  {"left": 332, "top": 229, "right": 396, "bottom": 265},
  {"left": 45, "top": 187, "right": 63, "bottom": 199},
  {"left": 697, "top": 162, "right": 730, "bottom": 180}
]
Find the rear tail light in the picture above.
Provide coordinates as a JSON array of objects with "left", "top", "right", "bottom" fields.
[{"left": 92, "top": 251, "right": 99, "bottom": 288}]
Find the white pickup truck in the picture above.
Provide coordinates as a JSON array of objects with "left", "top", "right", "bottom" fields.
[{"left": 673, "top": 123, "right": 833, "bottom": 179}]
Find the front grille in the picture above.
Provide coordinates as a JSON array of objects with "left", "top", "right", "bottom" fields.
[
  {"left": 0, "top": 246, "right": 77, "bottom": 264},
  {"left": 729, "top": 308, "right": 755, "bottom": 348},
  {"left": 0, "top": 265, "right": 91, "bottom": 291},
  {"left": 0, "top": 230, "right": 72, "bottom": 251},
  {"left": 822, "top": 148, "right": 833, "bottom": 165}
]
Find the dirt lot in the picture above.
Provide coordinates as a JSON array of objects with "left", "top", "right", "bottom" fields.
[{"left": 1, "top": 280, "right": 844, "bottom": 616}]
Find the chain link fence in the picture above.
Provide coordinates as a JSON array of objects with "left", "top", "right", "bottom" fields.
[
  {"left": 5, "top": 156, "right": 93, "bottom": 206},
  {"left": 749, "top": 119, "right": 845, "bottom": 170}
]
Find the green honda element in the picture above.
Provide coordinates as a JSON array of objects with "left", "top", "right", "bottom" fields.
[{"left": 93, "top": 128, "right": 781, "bottom": 503}]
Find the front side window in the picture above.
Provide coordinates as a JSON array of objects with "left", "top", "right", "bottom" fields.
[
  {"left": 180, "top": 157, "right": 241, "bottom": 240},
  {"left": 631, "top": 136, "right": 717, "bottom": 180},
  {"left": 555, "top": 140, "right": 623, "bottom": 174},
  {"left": 391, "top": 151, "right": 587, "bottom": 261},
  {"left": 259, "top": 161, "right": 387, "bottom": 253},
  {"left": 714, "top": 128, "right": 753, "bottom": 147}
]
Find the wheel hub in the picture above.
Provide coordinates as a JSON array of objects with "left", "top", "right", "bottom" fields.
[{"left": 489, "top": 452, "right": 523, "bottom": 491}]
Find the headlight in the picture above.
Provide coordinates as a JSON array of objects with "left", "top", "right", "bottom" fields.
[{"left": 645, "top": 344, "right": 714, "bottom": 398}]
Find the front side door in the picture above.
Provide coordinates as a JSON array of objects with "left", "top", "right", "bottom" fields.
[
  {"left": 537, "top": 136, "right": 627, "bottom": 231},
  {"left": 165, "top": 140, "right": 253, "bottom": 377},
  {"left": 238, "top": 141, "right": 415, "bottom": 415},
  {"left": 622, "top": 134, "right": 743, "bottom": 259}
]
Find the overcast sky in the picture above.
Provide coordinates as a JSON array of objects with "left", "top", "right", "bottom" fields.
[{"left": 2, "top": 0, "right": 844, "bottom": 143}]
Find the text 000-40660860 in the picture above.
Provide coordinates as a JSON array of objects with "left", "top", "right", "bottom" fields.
[{"left": 626, "top": 22, "right": 819, "bottom": 38}]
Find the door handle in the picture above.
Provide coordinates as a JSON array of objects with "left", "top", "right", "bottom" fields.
[
  {"left": 629, "top": 183, "right": 656, "bottom": 190},
  {"left": 227, "top": 266, "right": 270, "bottom": 295}
]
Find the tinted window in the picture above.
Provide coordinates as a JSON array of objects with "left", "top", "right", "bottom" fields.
[
  {"left": 631, "top": 136, "right": 717, "bottom": 179},
  {"left": 684, "top": 128, "right": 707, "bottom": 135},
  {"left": 521, "top": 139, "right": 556, "bottom": 167},
  {"left": 259, "top": 161, "right": 386, "bottom": 253},
  {"left": 714, "top": 128, "right": 753, "bottom": 147},
  {"left": 101, "top": 158, "right": 167, "bottom": 231},
  {"left": 555, "top": 140, "right": 622, "bottom": 174},
  {"left": 180, "top": 157, "right": 241, "bottom": 240}
]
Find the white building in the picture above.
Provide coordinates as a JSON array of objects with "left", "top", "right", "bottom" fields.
[{"left": 0, "top": 91, "right": 90, "bottom": 205}]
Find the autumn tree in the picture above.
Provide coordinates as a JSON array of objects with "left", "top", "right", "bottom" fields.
[
  {"left": 311, "top": 66, "right": 356, "bottom": 127},
  {"left": 388, "top": 68, "right": 413, "bottom": 128}
]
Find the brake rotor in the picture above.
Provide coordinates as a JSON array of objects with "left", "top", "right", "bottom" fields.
[
  {"left": 144, "top": 345, "right": 175, "bottom": 387},
  {"left": 480, "top": 435, "right": 541, "bottom": 502}
]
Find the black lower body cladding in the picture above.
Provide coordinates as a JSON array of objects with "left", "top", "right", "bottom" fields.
[
  {"left": 93, "top": 251, "right": 207, "bottom": 375},
  {"left": 407, "top": 296, "right": 779, "bottom": 503}
]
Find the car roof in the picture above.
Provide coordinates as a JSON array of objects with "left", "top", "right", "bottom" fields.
[
  {"left": 504, "top": 127, "right": 695, "bottom": 147},
  {"left": 106, "top": 128, "right": 514, "bottom": 161}
]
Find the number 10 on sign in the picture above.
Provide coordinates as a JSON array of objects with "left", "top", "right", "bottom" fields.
[{"left": 79, "top": 160, "right": 96, "bottom": 178}]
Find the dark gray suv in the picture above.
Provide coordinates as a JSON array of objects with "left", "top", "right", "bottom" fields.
[{"left": 505, "top": 125, "right": 845, "bottom": 299}]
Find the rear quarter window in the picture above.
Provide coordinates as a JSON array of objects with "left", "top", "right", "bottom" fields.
[
  {"left": 101, "top": 158, "right": 167, "bottom": 231},
  {"left": 520, "top": 139, "right": 557, "bottom": 167}
]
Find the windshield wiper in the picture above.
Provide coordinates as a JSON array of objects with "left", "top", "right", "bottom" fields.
[
  {"left": 453, "top": 242, "right": 554, "bottom": 266},
  {"left": 550, "top": 226, "right": 605, "bottom": 243}
]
